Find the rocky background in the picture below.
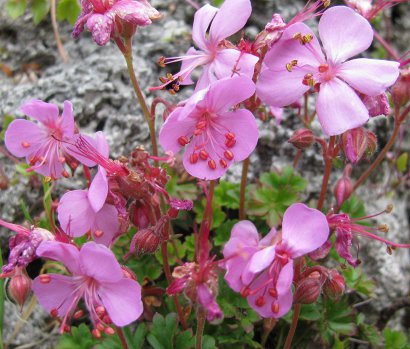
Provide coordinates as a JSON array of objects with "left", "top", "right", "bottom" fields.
[{"left": 0, "top": 0, "right": 409, "bottom": 347}]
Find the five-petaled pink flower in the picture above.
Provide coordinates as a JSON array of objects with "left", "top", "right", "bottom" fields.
[
  {"left": 256, "top": 6, "right": 399, "bottom": 136},
  {"left": 223, "top": 203, "right": 329, "bottom": 318},
  {"left": 72, "top": 0, "right": 160, "bottom": 46},
  {"left": 151, "top": 0, "right": 258, "bottom": 92},
  {"left": 32, "top": 241, "right": 143, "bottom": 331},
  {"left": 159, "top": 76, "right": 259, "bottom": 180},
  {"left": 5, "top": 100, "right": 91, "bottom": 179}
]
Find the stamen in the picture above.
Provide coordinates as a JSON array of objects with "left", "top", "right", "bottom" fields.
[
  {"left": 199, "top": 150, "right": 209, "bottom": 160},
  {"left": 224, "top": 150, "right": 234, "bottom": 160},
  {"left": 208, "top": 159, "right": 217, "bottom": 170},
  {"left": 271, "top": 302, "right": 279, "bottom": 313},
  {"left": 219, "top": 159, "right": 227, "bottom": 168},
  {"left": 240, "top": 286, "right": 251, "bottom": 297},
  {"left": 40, "top": 274, "right": 51, "bottom": 284},
  {"left": 225, "top": 132, "right": 236, "bottom": 140},
  {"left": 58, "top": 156, "right": 66, "bottom": 163},
  {"left": 318, "top": 64, "right": 329, "bottom": 73},
  {"left": 92, "top": 328, "right": 102, "bottom": 339},
  {"left": 158, "top": 56, "right": 166, "bottom": 68},
  {"left": 255, "top": 296, "right": 266, "bottom": 307},
  {"left": 190, "top": 153, "right": 199, "bottom": 164},
  {"left": 178, "top": 136, "right": 190, "bottom": 147},
  {"left": 268, "top": 288, "right": 277, "bottom": 298},
  {"left": 378, "top": 224, "right": 389, "bottom": 233},
  {"left": 94, "top": 230, "right": 104, "bottom": 238},
  {"left": 302, "top": 33, "right": 314, "bottom": 44},
  {"left": 50, "top": 308, "right": 59, "bottom": 317},
  {"left": 61, "top": 170, "right": 70, "bottom": 178},
  {"left": 105, "top": 327, "right": 115, "bottom": 335},
  {"left": 74, "top": 310, "right": 84, "bottom": 319},
  {"left": 21, "top": 142, "right": 30, "bottom": 148},
  {"left": 225, "top": 139, "right": 236, "bottom": 148}
]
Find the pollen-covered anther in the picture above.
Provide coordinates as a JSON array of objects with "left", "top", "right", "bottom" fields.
[
  {"left": 386, "top": 246, "right": 393, "bottom": 255},
  {"left": 224, "top": 150, "right": 234, "bottom": 161},
  {"left": 208, "top": 159, "right": 217, "bottom": 170},
  {"left": 190, "top": 153, "right": 199, "bottom": 164},
  {"left": 199, "top": 150, "right": 209, "bottom": 160},
  {"left": 105, "top": 327, "right": 115, "bottom": 335},
  {"left": 268, "top": 288, "right": 277, "bottom": 298},
  {"left": 61, "top": 170, "right": 70, "bottom": 178},
  {"left": 39, "top": 274, "right": 51, "bottom": 284},
  {"left": 94, "top": 230, "right": 104, "bottom": 238},
  {"left": 73, "top": 310, "right": 84, "bottom": 319},
  {"left": 197, "top": 121, "right": 207, "bottom": 130},
  {"left": 302, "top": 33, "right": 314, "bottom": 45},
  {"left": 321, "top": 0, "right": 330, "bottom": 8},
  {"left": 286, "top": 59, "right": 298, "bottom": 72},
  {"left": 255, "top": 296, "right": 266, "bottom": 307},
  {"left": 172, "top": 83, "right": 180, "bottom": 92},
  {"left": 271, "top": 302, "right": 279, "bottom": 313},
  {"left": 293, "top": 32, "right": 302, "bottom": 43},
  {"left": 50, "top": 308, "right": 58, "bottom": 317},
  {"left": 225, "top": 132, "right": 236, "bottom": 140},
  {"left": 159, "top": 77, "right": 168, "bottom": 83},
  {"left": 219, "top": 159, "right": 227, "bottom": 168},
  {"left": 178, "top": 136, "right": 190, "bottom": 146},
  {"left": 240, "top": 286, "right": 251, "bottom": 297},
  {"left": 21, "top": 142, "right": 30, "bottom": 148},
  {"left": 158, "top": 56, "right": 166, "bottom": 68},
  {"left": 378, "top": 224, "right": 389, "bottom": 234},
  {"left": 194, "top": 128, "right": 203, "bottom": 136},
  {"left": 225, "top": 138, "right": 236, "bottom": 148},
  {"left": 302, "top": 73, "right": 316, "bottom": 87},
  {"left": 385, "top": 204, "right": 393, "bottom": 213}
]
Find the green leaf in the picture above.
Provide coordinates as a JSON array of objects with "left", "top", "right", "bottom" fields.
[
  {"left": 383, "top": 328, "right": 410, "bottom": 349},
  {"left": 56, "top": 324, "right": 98, "bottom": 349},
  {"left": 0, "top": 115, "right": 14, "bottom": 141},
  {"left": 396, "top": 152, "right": 408, "bottom": 173},
  {"left": 31, "top": 0, "right": 50, "bottom": 24},
  {"left": 155, "top": 239, "right": 186, "bottom": 266},
  {"left": 299, "top": 304, "right": 321, "bottom": 321},
  {"left": 214, "top": 219, "right": 238, "bottom": 246},
  {"left": 194, "top": 198, "right": 226, "bottom": 229},
  {"left": 343, "top": 267, "right": 375, "bottom": 297},
  {"left": 5, "top": 0, "right": 27, "bottom": 19},
  {"left": 214, "top": 180, "right": 241, "bottom": 209},
  {"left": 57, "top": 0, "right": 81, "bottom": 25}
]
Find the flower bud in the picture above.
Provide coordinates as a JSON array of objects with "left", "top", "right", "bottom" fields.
[
  {"left": 392, "top": 68, "right": 410, "bottom": 107},
  {"left": 323, "top": 270, "right": 345, "bottom": 300},
  {"left": 8, "top": 268, "right": 32, "bottom": 309},
  {"left": 288, "top": 129, "right": 315, "bottom": 150},
  {"left": 129, "top": 201, "right": 150, "bottom": 230},
  {"left": 365, "top": 131, "right": 378, "bottom": 158},
  {"left": 293, "top": 277, "right": 322, "bottom": 304},
  {"left": 341, "top": 127, "right": 368, "bottom": 164},
  {"left": 334, "top": 165, "right": 353, "bottom": 206},
  {"left": 362, "top": 93, "right": 391, "bottom": 117},
  {"left": 129, "top": 228, "right": 162, "bottom": 256}
]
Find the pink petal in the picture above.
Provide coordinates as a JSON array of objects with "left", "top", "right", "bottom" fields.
[
  {"left": 316, "top": 78, "right": 369, "bottom": 136},
  {"left": 282, "top": 203, "right": 329, "bottom": 258},
  {"left": 32, "top": 274, "right": 79, "bottom": 316},
  {"left": 99, "top": 278, "right": 143, "bottom": 326},
  {"left": 195, "top": 64, "right": 215, "bottom": 91},
  {"left": 216, "top": 109, "right": 259, "bottom": 161},
  {"left": 87, "top": 14, "right": 113, "bottom": 46},
  {"left": 88, "top": 167, "right": 108, "bottom": 212},
  {"left": 256, "top": 68, "right": 310, "bottom": 107},
  {"left": 93, "top": 204, "right": 120, "bottom": 246},
  {"left": 213, "top": 49, "right": 258, "bottom": 81},
  {"left": 192, "top": 4, "right": 218, "bottom": 51},
  {"left": 4, "top": 119, "right": 44, "bottom": 157},
  {"left": 64, "top": 134, "right": 100, "bottom": 168},
  {"left": 60, "top": 101, "right": 75, "bottom": 138},
  {"left": 58, "top": 190, "right": 94, "bottom": 237},
  {"left": 94, "top": 131, "right": 110, "bottom": 158},
  {"left": 159, "top": 107, "right": 197, "bottom": 154},
  {"left": 228, "top": 220, "right": 260, "bottom": 247},
  {"left": 178, "top": 47, "right": 201, "bottom": 85},
  {"left": 20, "top": 100, "right": 59, "bottom": 126},
  {"left": 208, "top": 0, "right": 251, "bottom": 45},
  {"left": 318, "top": 6, "right": 373, "bottom": 63},
  {"left": 197, "top": 284, "right": 223, "bottom": 322},
  {"left": 338, "top": 58, "right": 400, "bottom": 96},
  {"left": 79, "top": 242, "right": 123, "bottom": 282},
  {"left": 111, "top": 1, "right": 151, "bottom": 26},
  {"left": 203, "top": 76, "right": 255, "bottom": 113},
  {"left": 259, "top": 228, "right": 277, "bottom": 247},
  {"left": 263, "top": 22, "right": 324, "bottom": 71},
  {"left": 36, "top": 241, "right": 81, "bottom": 274},
  {"left": 242, "top": 245, "right": 276, "bottom": 284}
]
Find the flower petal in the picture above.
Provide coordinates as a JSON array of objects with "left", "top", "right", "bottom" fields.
[
  {"left": 259, "top": 228, "right": 277, "bottom": 247},
  {"left": 95, "top": 131, "right": 110, "bottom": 158},
  {"left": 197, "top": 284, "right": 223, "bottom": 322},
  {"left": 213, "top": 49, "right": 258, "bottom": 81},
  {"left": 282, "top": 203, "right": 329, "bottom": 258},
  {"left": 20, "top": 100, "right": 59, "bottom": 126},
  {"left": 93, "top": 204, "right": 120, "bottom": 246},
  {"left": 192, "top": 4, "right": 218, "bottom": 51},
  {"left": 36, "top": 241, "right": 81, "bottom": 274},
  {"left": 79, "top": 242, "right": 123, "bottom": 282},
  {"left": 209, "top": 0, "right": 251, "bottom": 45},
  {"left": 338, "top": 58, "right": 400, "bottom": 96},
  {"left": 60, "top": 101, "right": 75, "bottom": 138},
  {"left": 242, "top": 245, "right": 276, "bottom": 284},
  {"left": 256, "top": 68, "right": 310, "bottom": 107},
  {"left": 58, "top": 190, "right": 94, "bottom": 237},
  {"left": 228, "top": 220, "right": 259, "bottom": 247},
  {"left": 316, "top": 78, "right": 369, "bottom": 136},
  {"left": 203, "top": 76, "right": 255, "bottom": 113},
  {"left": 318, "top": 6, "right": 373, "bottom": 63},
  {"left": 88, "top": 167, "right": 108, "bottom": 212},
  {"left": 32, "top": 274, "right": 79, "bottom": 317},
  {"left": 87, "top": 14, "right": 113, "bottom": 46},
  {"left": 4, "top": 119, "right": 44, "bottom": 157},
  {"left": 99, "top": 278, "right": 143, "bottom": 326}
]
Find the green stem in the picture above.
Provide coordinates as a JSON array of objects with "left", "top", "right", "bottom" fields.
[
  {"left": 195, "top": 308, "right": 206, "bottom": 349},
  {"left": 122, "top": 38, "right": 158, "bottom": 157},
  {"left": 239, "top": 158, "right": 250, "bottom": 220},
  {"left": 117, "top": 327, "right": 130, "bottom": 349}
]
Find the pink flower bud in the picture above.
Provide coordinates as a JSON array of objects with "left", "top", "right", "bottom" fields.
[
  {"left": 334, "top": 165, "right": 353, "bottom": 207},
  {"left": 288, "top": 129, "right": 315, "bottom": 150},
  {"left": 366, "top": 131, "right": 378, "bottom": 158},
  {"left": 129, "top": 201, "right": 150, "bottom": 230},
  {"left": 293, "top": 277, "right": 322, "bottom": 304},
  {"left": 392, "top": 68, "right": 410, "bottom": 107},
  {"left": 129, "top": 228, "right": 162, "bottom": 256},
  {"left": 8, "top": 268, "right": 32, "bottom": 309},
  {"left": 323, "top": 270, "right": 345, "bottom": 300},
  {"left": 341, "top": 127, "right": 368, "bottom": 164}
]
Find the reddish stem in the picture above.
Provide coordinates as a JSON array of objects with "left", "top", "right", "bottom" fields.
[
  {"left": 239, "top": 158, "right": 250, "bottom": 220},
  {"left": 50, "top": 0, "right": 68, "bottom": 62},
  {"left": 317, "top": 136, "right": 336, "bottom": 211},
  {"left": 373, "top": 30, "right": 400, "bottom": 61},
  {"left": 117, "top": 327, "right": 130, "bottom": 349}
]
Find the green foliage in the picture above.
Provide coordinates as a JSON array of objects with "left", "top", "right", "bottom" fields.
[
  {"left": 155, "top": 239, "right": 186, "bottom": 266},
  {"left": 340, "top": 195, "right": 367, "bottom": 220},
  {"left": 5, "top": 0, "right": 27, "bottom": 19},
  {"left": 194, "top": 197, "right": 226, "bottom": 229},
  {"left": 56, "top": 324, "right": 98, "bottom": 349},
  {"left": 384, "top": 328, "right": 410, "bottom": 349},
  {"left": 343, "top": 267, "right": 375, "bottom": 297},
  {"left": 96, "top": 325, "right": 147, "bottom": 349},
  {"left": 57, "top": 0, "right": 81, "bottom": 25},
  {"left": 128, "top": 254, "right": 163, "bottom": 282},
  {"left": 247, "top": 167, "right": 307, "bottom": 226},
  {"left": 0, "top": 115, "right": 14, "bottom": 141},
  {"left": 213, "top": 219, "right": 238, "bottom": 247},
  {"left": 396, "top": 152, "right": 408, "bottom": 173},
  {"left": 214, "top": 180, "right": 241, "bottom": 210},
  {"left": 146, "top": 313, "right": 195, "bottom": 349},
  {"left": 32, "top": 0, "right": 49, "bottom": 24}
]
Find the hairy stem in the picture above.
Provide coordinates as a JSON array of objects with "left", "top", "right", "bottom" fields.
[
  {"left": 283, "top": 303, "right": 301, "bottom": 349},
  {"left": 195, "top": 308, "right": 206, "bottom": 349},
  {"left": 199, "top": 181, "right": 216, "bottom": 265},
  {"left": 122, "top": 39, "right": 158, "bottom": 157},
  {"left": 317, "top": 136, "right": 336, "bottom": 211},
  {"left": 239, "top": 158, "right": 250, "bottom": 220},
  {"left": 50, "top": 0, "right": 68, "bottom": 62},
  {"left": 117, "top": 327, "right": 130, "bottom": 349},
  {"left": 373, "top": 30, "right": 400, "bottom": 61}
]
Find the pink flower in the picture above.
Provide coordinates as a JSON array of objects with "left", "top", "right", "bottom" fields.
[
  {"left": 256, "top": 6, "right": 399, "bottom": 136},
  {"left": 152, "top": 0, "right": 258, "bottom": 92},
  {"left": 32, "top": 241, "right": 143, "bottom": 331},
  {"left": 73, "top": 0, "right": 160, "bottom": 46},
  {"left": 223, "top": 203, "right": 329, "bottom": 318},
  {"left": 5, "top": 100, "right": 92, "bottom": 179},
  {"left": 159, "top": 76, "right": 258, "bottom": 180}
]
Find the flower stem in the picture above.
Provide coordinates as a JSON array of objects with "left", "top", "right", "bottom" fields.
[
  {"left": 195, "top": 308, "right": 206, "bottom": 349},
  {"left": 317, "top": 136, "right": 336, "bottom": 211},
  {"left": 283, "top": 303, "right": 301, "bottom": 349},
  {"left": 122, "top": 38, "right": 158, "bottom": 157},
  {"left": 50, "top": 0, "right": 68, "bottom": 62},
  {"left": 117, "top": 328, "right": 130, "bottom": 349},
  {"left": 0, "top": 246, "right": 4, "bottom": 349},
  {"left": 373, "top": 30, "right": 400, "bottom": 61},
  {"left": 239, "top": 158, "right": 250, "bottom": 220}
]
